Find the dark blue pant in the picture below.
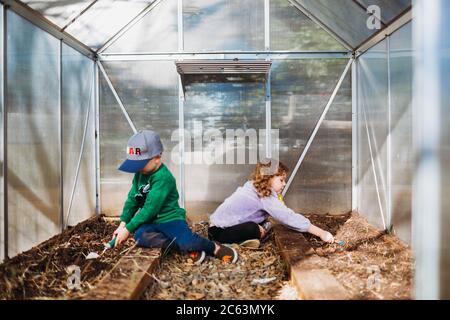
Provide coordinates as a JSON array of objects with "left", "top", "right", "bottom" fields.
[{"left": 134, "top": 219, "right": 216, "bottom": 255}]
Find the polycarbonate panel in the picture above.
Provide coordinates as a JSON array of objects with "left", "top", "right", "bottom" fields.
[
  {"left": 21, "top": 0, "right": 94, "bottom": 29},
  {"left": 389, "top": 22, "right": 412, "bottom": 244},
  {"left": 0, "top": 4, "right": 4, "bottom": 261},
  {"left": 102, "top": 61, "right": 180, "bottom": 202},
  {"left": 105, "top": 0, "right": 177, "bottom": 53},
  {"left": 184, "top": 81, "right": 265, "bottom": 218},
  {"left": 271, "top": 59, "right": 351, "bottom": 214},
  {"left": 270, "top": 0, "right": 345, "bottom": 51},
  {"left": 357, "top": 39, "right": 388, "bottom": 230},
  {"left": 66, "top": 0, "right": 155, "bottom": 50},
  {"left": 271, "top": 59, "right": 348, "bottom": 179},
  {"left": 294, "top": 0, "right": 376, "bottom": 48},
  {"left": 356, "top": 0, "right": 411, "bottom": 23},
  {"left": 62, "top": 43, "right": 96, "bottom": 227},
  {"left": 6, "top": 11, "right": 61, "bottom": 256},
  {"left": 99, "top": 72, "right": 134, "bottom": 216},
  {"left": 183, "top": 0, "right": 264, "bottom": 51}
]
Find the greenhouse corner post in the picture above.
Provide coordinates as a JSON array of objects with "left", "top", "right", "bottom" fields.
[
  {"left": 59, "top": 40, "right": 64, "bottom": 231},
  {"left": 2, "top": 3, "right": 7, "bottom": 259},
  {"left": 95, "top": 60, "right": 100, "bottom": 215},
  {"left": 351, "top": 57, "right": 358, "bottom": 211},
  {"left": 178, "top": 0, "right": 185, "bottom": 208}
]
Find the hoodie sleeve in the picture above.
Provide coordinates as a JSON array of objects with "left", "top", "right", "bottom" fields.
[
  {"left": 120, "top": 174, "right": 140, "bottom": 223},
  {"left": 260, "top": 194, "right": 311, "bottom": 232}
]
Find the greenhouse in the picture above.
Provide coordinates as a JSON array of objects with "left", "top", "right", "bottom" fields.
[{"left": 0, "top": 0, "right": 448, "bottom": 300}]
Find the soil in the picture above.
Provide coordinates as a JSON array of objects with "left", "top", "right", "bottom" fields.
[
  {"left": 0, "top": 215, "right": 135, "bottom": 300},
  {"left": 142, "top": 221, "right": 290, "bottom": 300},
  {"left": 300, "top": 212, "right": 414, "bottom": 299}
]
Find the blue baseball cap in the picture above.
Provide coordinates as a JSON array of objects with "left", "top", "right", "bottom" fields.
[{"left": 118, "top": 130, "right": 164, "bottom": 173}]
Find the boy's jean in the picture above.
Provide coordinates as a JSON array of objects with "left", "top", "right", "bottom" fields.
[{"left": 134, "top": 219, "right": 215, "bottom": 255}]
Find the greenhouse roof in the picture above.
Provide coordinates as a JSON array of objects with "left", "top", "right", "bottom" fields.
[{"left": 7, "top": 0, "right": 411, "bottom": 54}]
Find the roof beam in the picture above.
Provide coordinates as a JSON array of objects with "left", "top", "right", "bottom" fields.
[
  {"left": 355, "top": 6, "right": 412, "bottom": 57},
  {"left": 61, "top": 0, "right": 98, "bottom": 32},
  {"left": 1, "top": 0, "right": 95, "bottom": 59}
]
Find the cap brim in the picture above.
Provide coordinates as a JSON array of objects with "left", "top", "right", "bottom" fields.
[{"left": 118, "top": 158, "right": 150, "bottom": 173}]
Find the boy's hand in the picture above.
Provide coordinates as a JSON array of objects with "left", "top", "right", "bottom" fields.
[
  {"left": 115, "top": 226, "right": 130, "bottom": 247},
  {"left": 113, "top": 221, "right": 126, "bottom": 237}
]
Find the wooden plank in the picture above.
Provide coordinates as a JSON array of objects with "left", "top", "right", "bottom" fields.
[
  {"left": 273, "top": 223, "right": 349, "bottom": 300},
  {"left": 83, "top": 247, "right": 161, "bottom": 300}
]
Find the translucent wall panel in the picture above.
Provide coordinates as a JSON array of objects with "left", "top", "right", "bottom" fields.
[
  {"left": 272, "top": 59, "right": 351, "bottom": 214},
  {"left": 357, "top": 39, "right": 388, "bottom": 230},
  {"left": 294, "top": 0, "right": 376, "bottom": 48},
  {"left": 389, "top": 22, "right": 412, "bottom": 243},
  {"left": 65, "top": 0, "right": 155, "bottom": 50},
  {"left": 62, "top": 43, "right": 96, "bottom": 227},
  {"left": 6, "top": 11, "right": 61, "bottom": 256},
  {"left": 183, "top": 0, "right": 264, "bottom": 51},
  {"left": 271, "top": 59, "right": 347, "bottom": 174},
  {"left": 286, "top": 72, "right": 351, "bottom": 215},
  {"left": 21, "top": 0, "right": 95, "bottom": 29},
  {"left": 356, "top": 0, "right": 411, "bottom": 24},
  {"left": 0, "top": 3, "right": 4, "bottom": 261},
  {"left": 105, "top": 0, "right": 177, "bottom": 53},
  {"left": 100, "top": 61, "right": 179, "bottom": 215},
  {"left": 99, "top": 73, "right": 134, "bottom": 216},
  {"left": 184, "top": 81, "right": 265, "bottom": 218},
  {"left": 270, "top": 0, "right": 345, "bottom": 51}
]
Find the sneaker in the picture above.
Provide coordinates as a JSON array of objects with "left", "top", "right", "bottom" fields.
[
  {"left": 239, "top": 239, "right": 260, "bottom": 249},
  {"left": 214, "top": 243, "right": 238, "bottom": 263},
  {"left": 189, "top": 251, "right": 206, "bottom": 265}
]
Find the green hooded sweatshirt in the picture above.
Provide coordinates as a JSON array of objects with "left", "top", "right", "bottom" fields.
[{"left": 120, "top": 163, "right": 186, "bottom": 233}]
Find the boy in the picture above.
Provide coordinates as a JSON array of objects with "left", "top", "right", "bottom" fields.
[{"left": 111, "top": 130, "right": 238, "bottom": 264}]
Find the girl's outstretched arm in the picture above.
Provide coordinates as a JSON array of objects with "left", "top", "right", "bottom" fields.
[{"left": 307, "top": 224, "right": 334, "bottom": 243}]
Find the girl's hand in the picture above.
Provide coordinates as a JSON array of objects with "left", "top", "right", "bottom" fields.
[
  {"left": 115, "top": 227, "right": 130, "bottom": 247},
  {"left": 320, "top": 231, "right": 334, "bottom": 243}
]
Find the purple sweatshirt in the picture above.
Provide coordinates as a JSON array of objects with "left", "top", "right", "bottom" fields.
[{"left": 210, "top": 181, "right": 311, "bottom": 232}]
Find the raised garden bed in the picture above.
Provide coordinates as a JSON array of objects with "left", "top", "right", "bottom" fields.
[
  {"left": 0, "top": 215, "right": 135, "bottom": 300},
  {"left": 275, "top": 212, "right": 413, "bottom": 300}
]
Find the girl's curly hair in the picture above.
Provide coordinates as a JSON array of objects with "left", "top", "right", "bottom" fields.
[{"left": 250, "top": 160, "right": 289, "bottom": 197}]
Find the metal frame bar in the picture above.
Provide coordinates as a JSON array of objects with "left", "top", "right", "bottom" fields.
[
  {"left": 97, "top": 0, "right": 164, "bottom": 54},
  {"left": 362, "top": 99, "right": 387, "bottom": 230},
  {"left": 412, "top": 0, "right": 442, "bottom": 299},
  {"left": 177, "top": 0, "right": 185, "bottom": 208},
  {"left": 2, "top": 3, "right": 7, "bottom": 259},
  {"left": 94, "top": 61, "right": 101, "bottom": 215},
  {"left": 282, "top": 58, "right": 353, "bottom": 196},
  {"left": 59, "top": 40, "right": 63, "bottom": 232},
  {"left": 355, "top": 6, "right": 412, "bottom": 57},
  {"left": 0, "top": 0, "right": 95, "bottom": 60},
  {"left": 97, "top": 61, "right": 137, "bottom": 134},
  {"left": 265, "top": 69, "right": 271, "bottom": 159},
  {"left": 99, "top": 51, "right": 351, "bottom": 62},
  {"left": 287, "top": 0, "right": 353, "bottom": 50},
  {"left": 61, "top": 0, "right": 98, "bottom": 32},
  {"left": 351, "top": 57, "right": 358, "bottom": 211},
  {"left": 386, "top": 35, "right": 392, "bottom": 229},
  {"left": 264, "top": 0, "right": 270, "bottom": 51},
  {"left": 64, "top": 70, "right": 94, "bottom": 228}
]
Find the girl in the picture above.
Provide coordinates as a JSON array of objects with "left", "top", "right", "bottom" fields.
[{"left": 208, "top": 160, "right": 335, "bottom": 248}]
